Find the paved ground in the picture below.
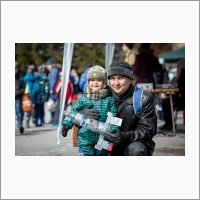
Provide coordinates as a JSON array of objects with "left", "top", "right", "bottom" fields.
[{"left": 15, "top": 103, "right": 185, "bottom": 156}]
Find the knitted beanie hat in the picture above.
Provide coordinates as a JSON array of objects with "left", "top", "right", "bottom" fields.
[
  {"left": 87, "top": 65, "right": 107, "bottom": 86},
  {"left": 107, "top": 61, "right": 134, "bottom": 80},
  {"left": 46, "top": 58, "right": 54, "bottom": 65}
]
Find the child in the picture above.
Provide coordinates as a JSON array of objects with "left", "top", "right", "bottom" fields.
[
  {"left": 23, "top": 65, "right": 36, "bottom": 128},
  {"left": 62, "top": 65, "right": 119, "bottom": 156}
]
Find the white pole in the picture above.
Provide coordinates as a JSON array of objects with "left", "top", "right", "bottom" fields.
[
  {"left": 105, "top": 43, "right": 115, "bottom": 84},
  {"left": 57, "top": 43, "right": 74, "bottom": 144}
]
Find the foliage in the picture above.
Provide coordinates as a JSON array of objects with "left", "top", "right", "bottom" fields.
[
  {"left": 15, "top": 43, "right": 106, "bottom": 76},
  {"left": 15, "top": 43, "right": 174, "bottom": 76},
  {"left": 72, "top": 43, "right": 105, "bottom": 74},
  {"left": 15, "top": 43, "right": 63, "bottom": 75}
]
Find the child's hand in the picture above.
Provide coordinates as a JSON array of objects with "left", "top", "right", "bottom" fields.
[
  {"left": 79, "top": 104, "right": 100, "bottom": 120},
  {"left": 61, "top": 125, "right": 69, "bottom": 137}
]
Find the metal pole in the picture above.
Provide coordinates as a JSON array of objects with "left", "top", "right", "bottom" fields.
[
  {"left": 170, "top": 93, "right": 176, "bottom": 136},
  {"left": 57, "top": 43, "right": 74, "bottom": 144}
]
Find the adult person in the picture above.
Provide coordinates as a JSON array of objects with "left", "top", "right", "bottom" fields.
[
  {"left": 46, "top": 58, "right": 61, "bottom": 124},
  {"left": 122, "top": 43, "right": 136, "bottom": 67},
  {"left": 52, "top": 70, "right": 73, "bottom": 127},
  {"left": 122, "top": 43, "right": 137, "bottom": 83},
  {"left": 70, "top": 68, "right": 80, "bottom": 105},
  {"left": 79, "top": 61, "right": 157, "bottom": 156},
  {"left": 159, "top": 58, "right": 185, "bottom": 130},
  {"left": 78, "top": 63, "right": 92, "bottom": 93},
  {"left": 132, "top": 43, "right": 162, "bottom": 84},
  {"left": 32, "top": 65, "right": 50, "bottom": 127},
  {"left": 15, "top": 61, "right": 25, "bottom": 134}
]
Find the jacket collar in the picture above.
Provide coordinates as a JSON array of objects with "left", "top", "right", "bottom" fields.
[{"left": 112, "top": 83, "right": 135, "bottom": 104}]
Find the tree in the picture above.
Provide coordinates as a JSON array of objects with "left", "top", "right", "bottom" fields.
[
  {"left": 72, "top": 43, "right": 105, "bottom": 74},
  {"left": 15, "top": 43, "right": 64, "bottom": 75}
]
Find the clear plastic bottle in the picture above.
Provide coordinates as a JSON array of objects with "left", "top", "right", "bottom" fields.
[{"left": 64, "top": 111, "right": 112, "bottom": 134}]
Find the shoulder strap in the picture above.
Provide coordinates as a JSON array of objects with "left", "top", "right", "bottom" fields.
[{"left": 133, "top": 87, "right": 143, "bottom": 116}]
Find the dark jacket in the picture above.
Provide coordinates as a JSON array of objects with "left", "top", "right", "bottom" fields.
[
  {"left": 132, "top": 49, "right": 162, "bottom": 84},
  {"left": 15, "top": 73, "right": 25, "bottom": 101},
  {"left": 111, "top": 84, "right": 157, "bottom": 155},
  {"left": 48, "top": 67, "right": 59, "bottom": 100}
]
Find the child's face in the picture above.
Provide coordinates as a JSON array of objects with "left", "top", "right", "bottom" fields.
[{"left": 89, "top": 78, "right": 104, "bottom": 91}]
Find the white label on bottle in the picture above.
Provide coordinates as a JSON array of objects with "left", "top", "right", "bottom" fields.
[{"left": 109, "top": 117, "right": 122, "bottom": 126}]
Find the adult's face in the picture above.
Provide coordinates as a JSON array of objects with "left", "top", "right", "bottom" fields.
[
  {"left": 109, "top": 75, "right": 132, "bottom": 96},
  {"left": 46, "top": 65, "right": 52, "bottom": 71},
  {"left": 122, "top": 44, "right": 129, "bottom": 53}
]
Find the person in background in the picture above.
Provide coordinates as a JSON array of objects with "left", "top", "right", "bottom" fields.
[
  {"left": 70, "top": 68, "right": 80, "bottom": 105},
  {"left": 122, "top": 43, "right": 136, "bottom": 66},
  {"left": 132, "top": 43, "right": 162, "bottom": 84},
  {"left": 122, "top": 43, "right": 137, "bottom": 83},
  {"left": 23, "top": 65, "right": 36, "bottom": 128},
  {"left": 15, "top": 61, "right": 25, "bottom": 134},
  {"left": 52, "top": 70, "right": 73, "bottom": 127},
  {"left": 32, "top": 65, "right": 50, "bottom": 127},
  {"left": 78, "top": 63, "right": 92, "bottom": 94},
  {"left": 61, "top": 65, "right": 119, "bottom": 156},
  {"left": 32, "top": 68, "right": 41, "bottom": 125},
  {"left": 46, "top": 58, "right": 61, "bottom": 124},
  {"left": 159, "top": 58, "right": 185, "bottom": 130}
]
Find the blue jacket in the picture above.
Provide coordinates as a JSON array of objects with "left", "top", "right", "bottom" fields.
[
  {"left": 33, "top": 73, "right": 50, "bottom": 104},
  {"left": 78, "top": 67, "right": 90, "bottom": 93},
  {"left": 48, "top": 67, "right": 59, "bottom": 100}
]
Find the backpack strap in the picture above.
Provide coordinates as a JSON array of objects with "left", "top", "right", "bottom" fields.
[{"left": 133, "top": 87, "right": 143, "bottom": 116}]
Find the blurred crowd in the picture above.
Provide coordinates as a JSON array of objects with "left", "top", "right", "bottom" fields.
[{"left": 15, "top": 58, "right": 81, "bottom": 134}]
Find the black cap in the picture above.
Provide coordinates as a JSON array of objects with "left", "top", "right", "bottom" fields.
[{"left": 107, "top": 61, "right": 133, "bottom": 80}]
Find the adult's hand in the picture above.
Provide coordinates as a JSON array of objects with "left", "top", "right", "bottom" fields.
[
  {"left": 104, "top": 129, "right": 125, "bottom": 146},
  {"left": 79, "top": 104, "right": 100, "bottom": 120},
  {"left": 50, "top": 90, "right": 53, "bottom": 94}
]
